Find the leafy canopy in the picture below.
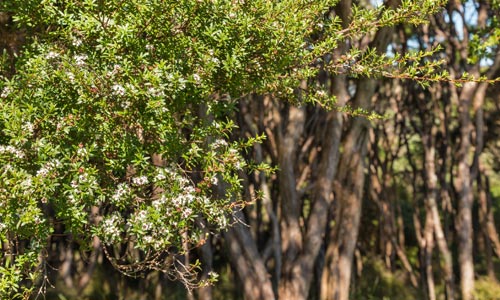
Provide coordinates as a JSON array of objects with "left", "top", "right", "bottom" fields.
[{"left": 0, "top": 0, "right": 448, "bottom": 298}]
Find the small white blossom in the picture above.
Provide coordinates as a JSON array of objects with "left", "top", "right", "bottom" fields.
[
  {"left": 32, "top": 214, "right": 43, "bottom": 224},
  {"left": 36, "top": 159, "right": 62, "bottom": 177},
  {"left": 211, "top": 139, "right": 228, "bottom": 149},
  {"left": 152, "top": 195, "right": 167, "bottom": 209},
  {"left": 142, "top": 222, "right": 152, "bottom": 231},
  {"left": 113, "top": 64, "right": 121, "bottom": 70},
  {"left": 121, "top": 101, "right": 131, "bottom": 109},
  {"left": 45, "top": 51, "right": 59, "bottom": 60},
  {"left": 145, "top": 44, "right": 154, "bottom": 51},
  {"left": 144, "top": 235, "right": 153, "bottom": 244},
  {"left": 154, "top": 172, "right": 166, "bottom": 182},
  {"left": 217, "top": 214, "right": 228, "bottom": 228},
  {"left": 74, "top": 54, "right": 88, "bottom": 67},
  {"left": 193, "top": 73, "right": 201, "bottom": 83},
  {"left": 78, "top": 174, "right": 88, "bottom": 183},
  {"left": 66, "top": 72, "right": 75, "bottom": 83},
  {"left": 22, "top": 122, "right": 34, "bottom": 135},
  {"left": 112, "top": 84, "right": 126, "bottom": 96},
  {"left": 182, "top": 207, "right": 193, "bottom": 218},
  {"left": 112, "top": 183, "right": 129, "bottom": 202},
  {"left": 148, "top": 87, "right": 165, "bottom": 97},
  {"left": 210, "top": 176, "right": 218, "bottom": 186},
  {"left": 68, "top": 193, "right": 78, "bottom": 204},
  {"left": 77, "top": 147, "right": 88, "bottom": 157},
  {"left": 132, "top": 176, "right": 149, "bottom": 186},
  {"left": 178, "top": 176, "right": 190, "bottom": 187},
  {"left": 21, "top": 178, "right": 33, "bottom": 189},
  {"left": 72, "top": 39, "right": 83, "bottom": 47},
  {"left": 316, "top": 90, "right": 327, "bottom": 97},
  {"left": 1, "top": 87, "right": 11, "bottom": 98}
]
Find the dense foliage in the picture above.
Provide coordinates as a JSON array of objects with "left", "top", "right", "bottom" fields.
[{"left": 1, "top": 0, "right": 498, "bottom": 299}]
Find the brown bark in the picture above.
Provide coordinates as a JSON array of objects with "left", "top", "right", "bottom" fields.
[
  {"left": 277, "top": 104, "right": 306, "bottom": 290},
  {"left": 225, "top": 211, "right": 276, "bottom": 300},
  {"left": 423, "top": 131, "right": 456, "bottom": 300},
  {"left": 320, "top": 0, "right": 399, "bottom": 294},
  {"left": 455, "top": 81, "right": 476, "bottom": 300}
]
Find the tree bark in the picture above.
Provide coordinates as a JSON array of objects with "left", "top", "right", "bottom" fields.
[
  {"left": 455, "top": 81, "right": 476, "bottom": 300},
  {"left": 225, "top": 212, "right": 276, "bottom": 300}
]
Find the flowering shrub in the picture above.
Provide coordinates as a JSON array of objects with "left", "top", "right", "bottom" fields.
[
  {"left": 0, "top": 0, "right": 451, "bottom": 298},
  {"left": 0, "top": 0, "right": 338, "bottom": 296}
]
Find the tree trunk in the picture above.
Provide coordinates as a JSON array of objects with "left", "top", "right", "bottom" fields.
[
  {"left": 455, "top": 82, "right": 476, "bottom": 300},
  {"left": 225, "top": 212, "right": 276, "bottom": 300}
]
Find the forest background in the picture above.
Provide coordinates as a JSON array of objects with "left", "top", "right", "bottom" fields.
[{"left": 1, "top": 0, "right": 500, "bottom": 300}]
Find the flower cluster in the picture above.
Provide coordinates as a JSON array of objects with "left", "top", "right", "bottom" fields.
[
  {"left": 101, "top": 213, "right": 123, "bottom": 244},
  {"left": 36, "top": 160, "right": 62, "bottom": 177},
  {"left": 74, "top": 54, "right": 88, "bottom": 67},
  {"left": 0, "top": 145, "right": 25, "bottom": 159},
  {"left": 112, "top": 84, "right": 126, "bottom": 96},
  {"left": 112, "top": 183, "right": 130, "bottom": 203},
  {"left": 132, "top": 175, "right": 149, "bottom": 186}
]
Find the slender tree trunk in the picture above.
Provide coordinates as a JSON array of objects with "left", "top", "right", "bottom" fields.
[
  {"left": 477, "top": 171, "right": 496, "bottom": 281},
  {"left": 225, "top": 211, "right": 276, "bottom": 300},
  {"left": 455, "top": 82, "right": 476, "bottom": 300},
  {"left": 422, "top": 121, "right": 456, "bottom": 300}
]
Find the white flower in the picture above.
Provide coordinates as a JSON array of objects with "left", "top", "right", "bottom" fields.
[
  {"left": 74, "top": 54, "right": 88, "bottom": 67},
  {"left": 316, "top": 90, "right": 327, "bottom": 97},
  {"left": 142, "top": 222, "right": 152, "bottom": 231},
  {"left": 36, "top": 167, "right": 49, "bottom": 177},
  {"left": 68, "top": 193, "right": 77, "bottom": 204},
  {"left": 78, "top": 174, "right": 88, "bottom": 183},
  {"left": 71, "top": 180, "right": 79, "bottom": 189},
  {"left": 182, "top": 207, "right": 193, "bottom": 218},
  {"left": 1, "top": 87, "right": 12, "bottom": 98},
  {"left": 132, "top": 176, "right": 149, "bottom": 186},
  {"left": 145, "top": 44, "right": 154, "bottom": 51},
  {"left": 112, "top": 183, "right": 129, "bottom": 202},
  {"left": 193, "top": 73, "right": 201, "bottom": 83},
  {"left": 112, "top": 64, "right": 122, "bottom": 74},
  {"left": 66, "top": 72, "right": 75, "bottom": 83},
  {"left": 210, "top": 176, "right": 218, "bottom": 185},
  {"left": 46, "top": 51, "right": 59, "bottom": 60},
  {"left": 152, "top": 196, "right": 167, "bottom": 209},
  {"left": 147, "top": 87, "right": 165, "bottom": 97},
  {"left": 154, "top": 172, "right": 166, "bottom": 181},
  {"left": 21, "top": 178, "right": 33, "bottom": 189},
  {"left": 77, "top": 147, "right": 88, "bottom": 157},
  {"left": 72, "top": 39, "right": 83, "bottom": 47},
  {"left": 0, "top": 145, "right": 25, "bottom": 159},
  {"left": 112, "top": 84, "right": 126, "bottom": 96},
  {"left": 36, "top": 159, "right": 61, "bottom": 177},
  {"left": 211, "top": 139, "right": 228, "bottom": 149},
  {"left": 22, "top": 122, "right": 34, "bottom": 135}
]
